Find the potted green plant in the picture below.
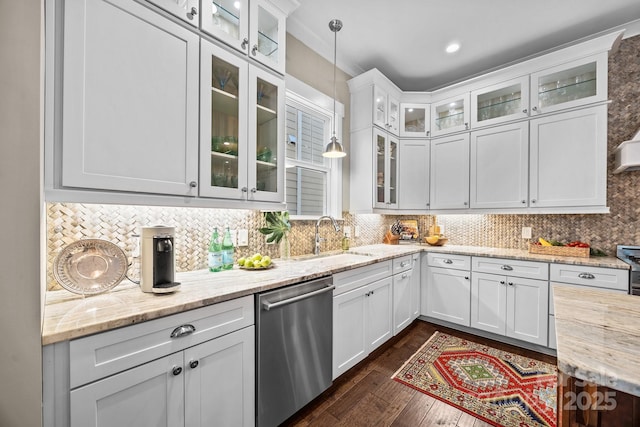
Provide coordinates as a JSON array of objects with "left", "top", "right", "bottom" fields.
[{"left": 258, "top": 211, "right": 291, "bottom": 259}]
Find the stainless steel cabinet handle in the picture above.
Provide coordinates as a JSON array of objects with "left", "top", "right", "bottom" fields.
[
  {"left": 508, "top": 282, "right": 514, "bottom": 286},
  {"left": 464, "top": 276, "right": 469, "bottom": 280},
  {"left": 189, "top": 181, "right": 197, "bottom": 188},
  {"left": 241, "top": 187, "right": 248, "bottom": 193},
  {"left": 578, "top": 272, "right": 595, "bottom": 279},
  {"left": 531, "top": 199, "right": 537, "bottom": 203},
  {"left": 400, "top": 261, "right": 409, "bottom": 267},
  {"left": 465, "top": 123, "right": 469, "bottom": 129},
  {"left": 250, "top": 187, "right": 257, "bottom": 193},
  {"left": 463, "top": 201, "right": 468, "bottom": 206},
  {"left": 170, "top": 324, "right": 196, "bottom": 338},
  {"left": 521, "top": 200, "right": 526, "bottom": 204},
  {"left": 443, "top": 259, "right": 453, "bottom": 264},
  {"left": 500, "top": 280, "right": 506, "bottom": 285},
  {"left": 262, "top": 285, "right": 335, "bottom": 311},
  {"left": 532, "top": 106, "right": 538, "bottom": 112},
  {"left": 500, "top": 265, "right": 513, "bottom": 271},
  {"left": 186, "top": 6, "right": 198, "bottom": 19},
  {"left": 189, "top": 360, "right": 199, "bottom": 369},
  {"left": 402, "top": 273, "right": 408, "bottom": 279},
  {"left": 251, "top": 45, "right": 258, "bottom": 56},
  {"left": 241, "top": 38, "right": 249, "bottom": 49},
  {"left": 172, "top": 366, "right": 182, "bottom": 376},
  {"left": 426, "top": 131, "right": 430, "bottom": 136}
]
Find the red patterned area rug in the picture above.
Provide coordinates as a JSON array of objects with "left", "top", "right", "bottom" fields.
[{"left": 392, "top": 331, "right": 557, "bottom": 427}]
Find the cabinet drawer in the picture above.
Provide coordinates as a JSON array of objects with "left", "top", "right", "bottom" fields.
[
  {"left": 69, "top": 296, "right": 254, "bottom": 388},
  {"left": 393, "top": 255, "right": 413, "bottom": 274},
  {"left": 333, "top": 260, "right": 392, "bottom": 296},
  {"left": 550, "top": 264, "right": 629, "bottom": 291},
  {"left": 472, "top": 257, "right": 549, "bottom": 280},
  {"left": 427, "top": 253, "right": 471, "bottom": 271}
]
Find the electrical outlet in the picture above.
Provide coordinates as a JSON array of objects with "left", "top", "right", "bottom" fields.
[
  {"left": 237, "top": 229, "right": 249, "bottom": 247},
  {"left": 343, "top": 226, "right": 351, "bottom": 238},
  {"left": 354, "top": 226, "right": 361, "bottom": 238},
  {"left": 522, "top": 227, "right": 532, "bottom": 239}
]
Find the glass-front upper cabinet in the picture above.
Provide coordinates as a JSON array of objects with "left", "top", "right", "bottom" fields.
[
  {"left": 373, "top": 86, "right": 400, "bottom": 136},
  {"left": 249, "top": 0, "right": 286, "bottom": 74},
  {"left": 400, "top": 103, "right": 430, "bottom": 137},
  {"left": 248, "top": 66, "right": 284, "bottom": 202},
  {"left": 202, "top": 0, "right": 249, "bottom": 53},
  {"left": 430, "top": 93, "right": 470, "bottom": 137},
  {"left": 530, "top": 53, "right": 607, "bottom": 115},
  {"left": 202, "top": 0, "right": 286, "bottom": 75},
  {"left": 200, "top": 42, "right": 248, "bottom": 199},
  {"left": 471, "top": 76, "right": 529, "bottom": 128},
  {"left": 374, "top": 128, "right": 398, "bottom": 209}
]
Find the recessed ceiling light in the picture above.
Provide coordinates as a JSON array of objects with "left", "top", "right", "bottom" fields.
[{"left": 446, "top": 42, "right": 460, "bottom": 54}]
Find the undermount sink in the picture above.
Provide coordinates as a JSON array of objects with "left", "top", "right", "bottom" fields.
[{"left": 288, "top": 251, "right": 375, "bottom": 263}]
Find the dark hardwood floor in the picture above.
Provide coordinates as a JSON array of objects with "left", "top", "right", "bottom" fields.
[{"left": 284, "top": 320, "right": 557, "bottom": 427}]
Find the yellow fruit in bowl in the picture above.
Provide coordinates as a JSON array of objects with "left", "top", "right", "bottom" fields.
[{"left": 426, "top": 235, "right": 440, "bottom": 245}]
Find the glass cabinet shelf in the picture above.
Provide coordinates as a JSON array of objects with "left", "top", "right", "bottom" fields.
[
  {"left": 435, "top": 111, "right": 464, "bottom": 130},
  {"left": 257, "top": 104, "right": 277, "bottom": 124},
  {"left": 211, "top": 1, "right": 241, "bottom": 37},
  {"left": 535, "top": 61, "right": 598, "bottom": 110},
  {"left": 257, "top": 31, "right": 278, "bottom": 57}
]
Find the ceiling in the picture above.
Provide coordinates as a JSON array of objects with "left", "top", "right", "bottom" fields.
[{"left": 287, "top": 0, "right": 640, "bottom": 91}]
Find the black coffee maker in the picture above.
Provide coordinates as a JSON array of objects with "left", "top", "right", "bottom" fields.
[{"left": 140, "top": 226, "right": 181, "bottom": 293}]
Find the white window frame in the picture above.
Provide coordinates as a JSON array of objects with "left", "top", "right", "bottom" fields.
[{"left": 284, "top": 75, "right": 344, "bottom": 220}]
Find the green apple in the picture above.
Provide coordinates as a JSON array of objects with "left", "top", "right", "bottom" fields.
[
  {"left": 260, "top": 257, "right": 271, "bottom": 268},
  {"left": 237, "top": 257, "right": 246, "bottom": 266},
  {"left": 251, "top": 253, "right": 263, "bottom": 262},
  {"left": 244, "top": 259, "right": 254, "bottom": 268}
]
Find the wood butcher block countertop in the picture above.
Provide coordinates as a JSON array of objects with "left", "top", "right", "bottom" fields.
[
  {"left": 553, "top": 285, "right": 640, "bottom": 397},
  {"left": 42, "top": 244, "right": 628, "bottom": 345}
]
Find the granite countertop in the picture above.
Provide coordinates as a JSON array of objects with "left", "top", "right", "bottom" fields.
[
  {"left": 42, "top": 243, "right": 627, "bottom": 345},
  {"left": 553, "top": 285, "right": 640, "bottom": 397}
]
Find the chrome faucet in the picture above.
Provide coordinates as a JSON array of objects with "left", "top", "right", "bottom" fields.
[{"left": 314, "top": 215, "right": 341, "bottom": 255}]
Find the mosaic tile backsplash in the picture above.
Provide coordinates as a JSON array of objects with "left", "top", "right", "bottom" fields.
[{"left": 46, "top": 35, "right": 640, "bottom": 291}]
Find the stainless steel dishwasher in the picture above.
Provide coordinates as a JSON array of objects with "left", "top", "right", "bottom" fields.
[{"left": 256, "top": 275, "right": 334, "bottom": 427}]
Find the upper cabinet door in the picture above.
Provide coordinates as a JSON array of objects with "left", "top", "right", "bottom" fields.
[
  {"left": 430, "top": 93, "right": 471, "bottom": 137},
  {"left": 247, "top": 65, "right": 284, "bottom": 202},
  {"left": 429, "top": 133, "right": 470, "bottom": 210},
  {"left": 471, "top": 76, "right": 530, "bottom": 128},
  {"left": 373, "top": 128, "right": 398, "bottom": 209},
  {"left": 530, "top": 53, "right": 607, "bottom": 115},
  {"left": 199, "top": 41, "right": 249, "bottom": 200},
  {"left": 201, "top": 0, "right": 250, "bottom": 54},
  {"left": 400, "top": 103, "right": 430, "bottom": 138},
  {"left": 398, "top": 139, "right": 430, "bottom": 210},
  {"left": 62, "top": 0, "right": 199, "bottom": 196},
  {"left": 372, "top": 86, "right": 399, "bottom": 136},
  {"left": 147, "top": 0, "right": 199, "bottom": 25},
  {"left": 249, "top": 0, "right": 287, "bottom": 74}
]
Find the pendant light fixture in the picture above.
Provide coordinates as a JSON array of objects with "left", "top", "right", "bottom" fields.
[{"left": 323, "top": 19, "right": 347, "bottom": 158}]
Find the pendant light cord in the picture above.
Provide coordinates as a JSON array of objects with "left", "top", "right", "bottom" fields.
[{"left": 332, "top": 24, "right": 337, "bottom": 138}]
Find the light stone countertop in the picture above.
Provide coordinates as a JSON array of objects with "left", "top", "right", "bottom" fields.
[
  {"left": 42, "top": 243, "right": 628, "bottom": 345},
  {"left": 553, "top": 285, "right": 640, "bottom": 397}
]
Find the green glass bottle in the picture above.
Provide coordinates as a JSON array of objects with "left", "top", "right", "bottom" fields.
[
  {"left": 208, "top": 228, "right": 222, "bottom": 272},
  {"left": 221, "top": 227, "right": 234, "bottom": 270}
]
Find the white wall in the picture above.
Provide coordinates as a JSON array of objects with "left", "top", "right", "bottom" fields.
[{"left": 0, "top": 1, "right": 44, "bottom": 426}]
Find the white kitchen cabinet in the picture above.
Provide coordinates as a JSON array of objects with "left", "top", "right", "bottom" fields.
[
  {"left": 410, "top": 253, "right": 421, "bottom": 320},
  {"left": 470, "top": 122, "right": 529, "bottom": 209},
  {"left": 200, "top": 40, "right": 284, "bottom": 203},
  {"left": 529, "top": 105, "right": 607, "bottom": 208},
  {"left": 148, "top": 0, "right": 199, "bottom": 25},
  {"left": 471, "top": 272, "right": 549, "bottom": 346},
  {"left": 423, "top": 253, "right": 472, "bottom": 327},
  {"left": 71, "top": 327, "right": 254, "bottom": 427},
  {"left": 471, "top": 76, "right": 530, "bottom": 128},
  {"left": 429, "top": 133, "right": 470, "bottom": 210},
  {"left": 398, "top": 139, "right": 430, "bottom": 210},
  {"left": 333, "top": 260, "right": 395, "bottom": 379},
  {"left": 61, "top": 0, "right": 200, "bottom": 196},
  {"left": 530, "top": 53, "right": 607, "bottom": 116},
  {"left": 373, "top": 128, "right": 399, "bottom": 209},
  {"left": 392, "top": 255, "right": 414, "bottom": 335},
  {"left": 201, "top": 0, "right": 287, "bottom": 74},
  {"left": 373, "top": 85, "right": 400, "bottom": 135},
  {"left": 400, "top": 103, "right": 430, "bottom": 137},
  {"left": 430, "top": 93, "right": 470, "bottom": 137}
]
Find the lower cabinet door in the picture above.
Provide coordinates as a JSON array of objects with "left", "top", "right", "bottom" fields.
[
  {"left": 426, "top": 267, "right": 471, "bottom": 326},
  {"left": 393, "top": 270, "right": 413, "bottom": 335},
  {"left": 184, "top": 326, "right": 255, "bottom": 427},
  {"left": 367, "top": 277, "right": 393, "bottom": 350},
  {"left": 333, "top": 285, "right": 369, "bottom": 379},
  {"left": 471, "top": 272, "right": 507, "bottom": 335},
  {"left": 506, "top": 277, "right": 549, "bottom": 346},
  {"left": 70, "top": 352, "right": 184, "bottom": 427}
]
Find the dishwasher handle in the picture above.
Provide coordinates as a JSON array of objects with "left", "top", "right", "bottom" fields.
[{"left": 262, "top": 285, "right": 335, "bottom": 311}]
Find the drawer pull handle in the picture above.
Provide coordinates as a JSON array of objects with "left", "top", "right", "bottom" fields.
[
  {"left": 400, "top": 261, "right": 409, "bottom": 267},
  {"left": 189, "top": 360, "right": 199, "bottom": 369},
  {"left": 464, "top": 276, "right": 469, "bottom": 280},
  {"left": 578, "top": 273, "right": 595, "bottom": 280},
  {"left": 500, "top": 280, "right": 505, "bottom": 285},
  {"left": 172, "top": 366, "right": 182, "bottom": 376},
  {"left": 508, "top": 282, "right": 514, "bottom": 286},
  {"left": 170, "top": 324, "right": 196, "bottom": 338},
  {"left": 443, "top": 259, "right": 453, "bottom": 264},
  {"left": 500, "top": 265, "right": 513, "bottom": 271},
  {"left": 402, "top": 273, "right": 408, "bottom": 279}
]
